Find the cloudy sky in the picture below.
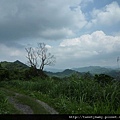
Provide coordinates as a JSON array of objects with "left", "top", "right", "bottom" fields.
[{"left": 0, "top": 0, "right": 120, "bottom": 69}]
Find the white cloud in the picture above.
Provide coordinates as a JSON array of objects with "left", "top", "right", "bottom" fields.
[
  {"left": 60, "top": 38, "right": 81, "bottom": 47},
  {"left": 45, "top": 30, "right": 119, "bottom": 68},
  {"left": 45, "top": 44, "right": 52, "bottom": 49},
  {"left": 58, "top": 31, "right": 120, "bottom": 60},
  {"left": 88, "top": 1, "right": 120, "bottom": 27}
]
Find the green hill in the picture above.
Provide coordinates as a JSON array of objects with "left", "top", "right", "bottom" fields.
[{"left": 0, "top": 60, "right": 28, "bottom": 71}]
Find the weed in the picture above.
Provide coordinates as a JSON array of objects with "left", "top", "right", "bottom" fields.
[{"left": 1, "top": 74, "right": 120, "bottom": 114}]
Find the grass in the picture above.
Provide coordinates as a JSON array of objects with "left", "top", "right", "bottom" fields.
[
  {"left": 15, "top": 94, "right": 49, "bottom": 114},
  {"left": 0, "top": 88, "right": 49, "bottom": 114},
  {"left": 0, "top": 89, "right": 22, "bottom": 114},
  {"left": 0, "top": 74, "right": 120, "bottom": 114}
]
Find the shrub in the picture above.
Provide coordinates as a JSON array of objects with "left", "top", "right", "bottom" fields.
[
  {"left": 0, "top": 69, "right": 10, "bottom": 81},
  {"left": 94, "top": 74, "right": 114, "bottom": 85},
  {"left": 24, "top": 67, "right": 48, "bottom": 80}
]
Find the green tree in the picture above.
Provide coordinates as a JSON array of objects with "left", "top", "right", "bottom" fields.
[{"left": 94, "top": 74, "right": 114, "bottom": 85}]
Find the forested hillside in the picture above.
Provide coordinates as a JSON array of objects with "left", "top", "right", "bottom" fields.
[{"left": 0, "top": 60, "right": 28, "bottom": 70}]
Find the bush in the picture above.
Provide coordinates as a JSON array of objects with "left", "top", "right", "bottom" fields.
[
  {"left": 0, "top": 69, "right": 10, "bottom": 81},
  {"left": 94, "top": 74, "right": 114, "bottom": 85},
  {"left": 24, "top": 67, "right": 48, "bottom": 80}
]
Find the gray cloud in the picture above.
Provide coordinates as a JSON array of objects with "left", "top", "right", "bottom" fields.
[
  {"left": 0, "top": 0, "right": 120, "bottom": 68},
  {"left": 0, "top": 0, "right": 119, "bottom": 42},
  {"left": 0, "top": 0, "right": 88, "bottom": 42}
]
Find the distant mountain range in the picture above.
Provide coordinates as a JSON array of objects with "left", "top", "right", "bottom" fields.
[
  {"left": 72, "top": 66, "right": 113, "bottom": 75},
  {"left": 44, "top": 68, "right": 63, "bottom": 72},
  {"left": 72, "top": 66, "right": 120, "bottom": 79},
  {"left": 0, "top": 60, "right": 119, "bottom": 79},
  {"left": 45, "top": 69, "right": 84, "bottom": 78},
  {"left": 45, "top": 66, "right": 120, "bottom": 79}
]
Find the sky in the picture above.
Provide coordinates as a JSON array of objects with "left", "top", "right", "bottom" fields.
[{"left": 0, "top": 0, "right": 120, "bottom": 69}]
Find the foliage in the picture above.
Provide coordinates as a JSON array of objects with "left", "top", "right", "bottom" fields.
[
  {"left": 94, "top": 74, "right": 114, "bottom": 85},
  {"left": 24, "top": 67, "right": 48, "bottom": 80},
  {"left": 0, "top": 90, "right": 8, "bottom": 113},
  {"left": 0, "top": 60, "right": 28, "bottom": 71},
  {"left": 1, "top": 74, "right": 120, "bottom": 114},
  {"left": 0, "top": 60, "right": 29, "bottom": 80},
  {"left": 15, "top": 94, "right": 49, "bottom": 114},
  {"left": 0, "top": 69, "right": 10, "bottom": 81},
  {"left": 0, "top": 89, "right": 21, "bottom": 114},
  {"left": 0, "top": 65, "right": 48, "bottom": 81}
]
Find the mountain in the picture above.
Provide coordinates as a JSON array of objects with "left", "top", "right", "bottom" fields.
[
  {"left": 45, "top": 69, "right": 83, "bottom": 78},
  {"left": 104, "top": 69, "right": 120, "bottom": 79},
  {"left": 1, "top": 60, "right": 119, "bottom": 79},
  {"left": 72, "top": 66, "right": 113, "bottom": 75},
  {"left": 0, "top": 60, "right": 28, "bottom": 71},
  {"left": 45, "top": 67, "right": 120, "bottom": 80},
  {"left": 13, "top": 60, "right": 29, "bottom": 70},
  {"left": 44, "top": 68, "right": 63, "bottom": 72}
]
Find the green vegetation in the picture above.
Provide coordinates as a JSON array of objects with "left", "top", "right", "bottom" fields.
[
  {"left": 0, "top": 60, "right": 28, "bottom": 80},
  {"left": 1, "top": 74, "right": 120, "bottom": 114},
  {"left": 0, "top": 60, "right": 28, "bottom": 71},
  {"left": 0, "top": 60, "right": 120, "bottom": 114},
  {"left": 15, "top": 94, "right": 49, "bottom": 114},
  {"left": 0, "top": 89, "right": 22, "bottom": 114}
]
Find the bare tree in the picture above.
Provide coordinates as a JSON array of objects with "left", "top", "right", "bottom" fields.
[
  {"left": 37, "top": 43, "right": 56, "bottom": 71},
  {"left": 25, "top": 47, "right": 38, "bottom": 68},
  {"left": 25, "top": 43, "right": 55, "bottom": 71}
]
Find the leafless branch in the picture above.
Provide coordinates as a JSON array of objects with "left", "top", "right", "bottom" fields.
[
  {"left": 25, "top": 47, "right": 38, "bottom": 68},
  {"left": 25, "top": 43, "right": 56, "bottom": 71}
]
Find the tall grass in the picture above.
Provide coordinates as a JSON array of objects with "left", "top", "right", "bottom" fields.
[
  {"left": 0, "top": 90, "right": 9, "bottom": 114},
  {"left": 1, "top": 75, "right": 120, "bottom": 114},
  {"left": 0, "top": 89, "right": 21, "bottom": 114}
]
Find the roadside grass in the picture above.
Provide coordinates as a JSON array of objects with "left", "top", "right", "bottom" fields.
[
  {"left": 0, "top": 89, "right": 22, "bottom": 114},
  {"left": 0, "top": 75, "right": 120, "bottom": 114},
  {"left": 15, "top": 94, "right": 49, "bottom": 114},
  {"left": 1, "top": 88, "right": 49, "bottom": 114}
]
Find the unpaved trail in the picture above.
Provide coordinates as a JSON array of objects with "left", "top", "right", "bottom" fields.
[
  {"left": 8, "top": 97, "right": 33, "bottom": 114},
  {"left": 3, "top": 89, "right": 59, "bottom": 114},
  {"left": 36, "top": 99, "right": 58, "bottom": 114}
]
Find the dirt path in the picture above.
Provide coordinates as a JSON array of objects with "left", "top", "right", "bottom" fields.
[
  {"left": 36, "top": 99, "right": 58, "bottom": 114},
  {"left": 8, "top": 96, "right": 33, "bottom": 114},
  {"left": 4, "top": 89, "right": 59, "bottom": 114}
]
